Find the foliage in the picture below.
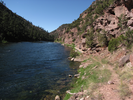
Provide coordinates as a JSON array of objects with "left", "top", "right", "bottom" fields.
[
  {"left": 124, "top": 28, "right": 133, "bottom": 48},
  {"left": 108, "top": 38, "right": 119, "bottom": 52},
  {"left": 65, "top": 28, "right": 70, "bottom": 33},
  {"left": 119, "top": 82, "right": 131, "bottom": 99},
  {"left": 2, "top": 38, "right": 8, "bottom": 43},
  {"left": 64, "top": 57, "right": 111, "bottom": 100},
  {"left": 68, "top": 18, "right": 82, "bottom": 29},
  {"left": 0, "top": 2, "right": 54, "bottom": 43},
  {"left": 118, "top": 14, "right": 128, "bottom": 31},
  {"left": 72, "top": 38, "right": 75, "bottom": 42},
  {"left": 65, "top": 43, "right": 75, "bottom": 49},
  {"left": 98, "top": 32, "right": 108, "bottom": 47},
  {"left": 108, "top": 28, "right": 133, "bottom": 52},
  {"left": 108, "top": 35, "right": 124, "bottom": 52},
  {"left": 70, "top": 32, "right": 74, "bottom": 36},
  {"left": 70, "top": 49, "right": 79, "bottom": 58},
  {"left": 86, "top": 29, "right": 94, "bottom": 48}
]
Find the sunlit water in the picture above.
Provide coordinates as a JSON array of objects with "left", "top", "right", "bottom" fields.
[{"left": 0, "top": 42, "right": 80, "bottom": 100}]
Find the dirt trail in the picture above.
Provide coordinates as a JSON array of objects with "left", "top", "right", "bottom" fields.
[
  {"left": 98, "top": 65, "right": 121, "bottom": 100},
  {"left": 91, "top": 55, "right": 121, "bottom": 100}
]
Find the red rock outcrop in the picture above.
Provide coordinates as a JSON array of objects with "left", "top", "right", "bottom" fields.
[{"left": 51, "top": 0, "right": 133, "bottom": 53}]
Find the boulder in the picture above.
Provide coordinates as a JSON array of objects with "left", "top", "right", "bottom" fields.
[
  {"left": 127, "top": 19, "right": 133, "bottom": 26},
  {"left": 71, "top": 58, "right": 74, "bottom": 61},
  {"left": 69, "top": 74, "right": 72, "bottom": 77},
  {"left": 68, "top": 92, "right": 84, "bottom": 100},
  {"left": 82, "top": 38, "right": 86, "bottom": 44},
  {"left": 74, "top": 74, "right": 80, "bottom": 78},
  {"left": 119, "top": 54, "right": 130, "bottom": 67},
  {"left": 55, "top": 95, "right": 60, "bottom": 100},
  {"left": 114, "top": 5, "right": 129, "bottom": 17},
  {"left": 70, "top": 27, "right": 78, "bottom": 33}
]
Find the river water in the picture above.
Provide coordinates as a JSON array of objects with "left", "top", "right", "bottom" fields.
[{"left": 0, "top": 42, "right": 80, "bottom": 100}]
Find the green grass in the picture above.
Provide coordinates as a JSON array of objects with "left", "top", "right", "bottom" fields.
[
  {"left": 63, "top": 57, "right": 111, "bottom": 100},
  {"left": 101, "top": 58, "right": 108, "bottom": 64},
  {"left": 2, "top": 39, "right": 8, "bottom": 43}
]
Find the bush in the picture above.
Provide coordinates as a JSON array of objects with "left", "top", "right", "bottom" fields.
[
  {"left": 70, "top": 32, "right": 74, "bottom": 36},
  {"left": 70, "top": 50, "right": 79, "bottom": 58},
  {"left": 125, "top": 28, "right": 133, "bottom": 48},
  {"left": 98, "top": 33, "right": 108, "bottom": 47},
  {"left": 72, "top": 38, "right": 76, "bottom": 42},
  {"left": 86, "top": 29, "right": 94, "bottom": 48},
  {"left": 108, "top": 38, "right": 119, "bottom": 52},
  {"left": 118, "top": 14, "right": 128, "bottom": 31}
]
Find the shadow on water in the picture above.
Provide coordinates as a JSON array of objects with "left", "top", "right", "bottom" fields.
[{"left": 0, "top": 41, "right": 80, "bottom": 100}]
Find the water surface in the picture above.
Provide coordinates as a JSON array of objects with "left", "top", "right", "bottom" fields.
[{"left": 0, "top": 42, "right": 80, "bottom": 100}]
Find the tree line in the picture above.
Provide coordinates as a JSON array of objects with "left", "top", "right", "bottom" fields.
[{"left": 0, "top": 1, "right": 54, "bottom": 43}]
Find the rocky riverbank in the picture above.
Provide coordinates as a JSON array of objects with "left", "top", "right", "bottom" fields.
[{"left": 61, "top": 46, "right": 133, "bottom": 100}]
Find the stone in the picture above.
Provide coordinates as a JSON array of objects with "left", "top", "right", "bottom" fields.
[
  {"left": 119, "top": 54, "right": 130, "bottom": 67},
  {"left": 69, "top": 92, "right": 84, "bottom": 100},
  {"left": 92, "top": 65, "right": 98, "bottom": 69},
  {"left": 71, "top": 58, "right": 74, "bottom": 61},
  {"left": 69, "top": 74, "right": 72, "bottom": 77},
  {"left": 130, "top": 53, "right": 133, "bottom": 66},
  {"left": 55, "top": 95, "right": 60, "bottom": 100},
  {"left": 114, "top": 5, "right": 129, "bottom": 17},
  {"left": 82, "top": 48, "right": 87, "bottom": 51},
  {"left": 74, "top": 74, "right": 80, "bottom": 78},
  {"left": 70, "top": 27, "right": 78, "bottom": 33},
  {"left": 79, "top": 65, "right": 83, "bottom": 68},
  {"left": 125, "top": 62, "right": 132, "bottom": 68},
  {"left": 127, "top": 19, "right": 133, "bottom": 26},
  {"left": 85, "top": 96, "right": 90, "bottom": 100},
  {"left": 108, "top": 81, "right": 114, "bottom": 84}
]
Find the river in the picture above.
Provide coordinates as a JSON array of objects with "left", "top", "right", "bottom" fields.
[{"left": 0, "top": 42, "right": 80, "bottom": 100}]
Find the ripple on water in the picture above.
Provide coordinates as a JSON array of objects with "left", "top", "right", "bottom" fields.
[{"left": 0, "top": 42, "right": 80, "bottom": 100}]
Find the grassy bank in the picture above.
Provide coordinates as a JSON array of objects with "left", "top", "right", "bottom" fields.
[{"left": 64, "top": 56, "right": 111, "bottom": 100}]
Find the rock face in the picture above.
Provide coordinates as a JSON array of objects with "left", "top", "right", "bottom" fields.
[
  {"left": 51, "top": 0, "right": 133, "bottom": 54},
  {"left": 119, "top": 54, "right": 130, "bottom": 67}
]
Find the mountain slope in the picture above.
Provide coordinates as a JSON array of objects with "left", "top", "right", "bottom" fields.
[
  {"left": 0, "top": 2, "right": 54, "bottom": 43},
  {"left": 51, "top": 0, "right": 133, "bottom": 53}
]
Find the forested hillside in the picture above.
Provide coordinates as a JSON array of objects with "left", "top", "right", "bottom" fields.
[{"left": 0, "top": 1, "right": 54, "bottom": 43}]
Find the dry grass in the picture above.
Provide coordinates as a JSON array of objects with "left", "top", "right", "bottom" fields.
[{"left": 119, "top": 81, "right": 132, "bottom": 99}]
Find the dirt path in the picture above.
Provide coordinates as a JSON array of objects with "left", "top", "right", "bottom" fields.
[
  {"left": 98, "top": 65, "right": 121, "bottom": 100},
  {"left": 91, "top": 56, "right": 121, "bottom": 100}
]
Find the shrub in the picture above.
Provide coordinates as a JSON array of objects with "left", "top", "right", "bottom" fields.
[
  {"left": 72, "top": 38, "right": 76, "bottom": 42},
  {"left": 108, "top": 38, "right": 119, "bottom": 52},
  {"left": 70, "top": 49, "right": 79, "bottom": 58},
  {"left": 98, "top": 33, "right": 108, "bottom": 47},
  {"left": 124, "top": 28, "right": 133, "bottom": 48},
  {"left": 86, "top": 29, "right": 94, "bottom": 48},
  {"left": 70, "top": 32, "right": 74, "bottom": 36},
  {"left": 118, "top": 14, "right": 128, "bottom": 31},
  {"left": 65, "top": 28, "right": 70, "bottom": 33}
]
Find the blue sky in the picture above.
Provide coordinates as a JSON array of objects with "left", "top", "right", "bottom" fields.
[{"left": 3, "top": 0, "right": 95, "bottom": 32}]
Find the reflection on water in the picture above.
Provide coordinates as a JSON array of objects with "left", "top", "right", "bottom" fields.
[{"left": 0, "top": 42, "right": 80, "bottom": 100}]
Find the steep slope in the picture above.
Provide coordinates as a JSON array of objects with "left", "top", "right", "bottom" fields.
[
  {"left": 51, "top": 0, "right": 133, "bottom": 100},
  {"left": 52, "top": 0, "right": 133, "bottom": 53},
  {"left": 50, "top": 24, "right": 69, "bottom": 39},
  {"left": 0, "top": 2, "right": 54, "bottom": 43}
]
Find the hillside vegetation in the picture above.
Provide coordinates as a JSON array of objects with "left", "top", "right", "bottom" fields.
[
  {"left": 51, "top": 0, "right": 133, "bottom": 100},
  {"left": 51, "top": 0, "right": 133, "bottom": 53},
  {"left": 0, "top": 1, "right": 54, "bottom": 43}
]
